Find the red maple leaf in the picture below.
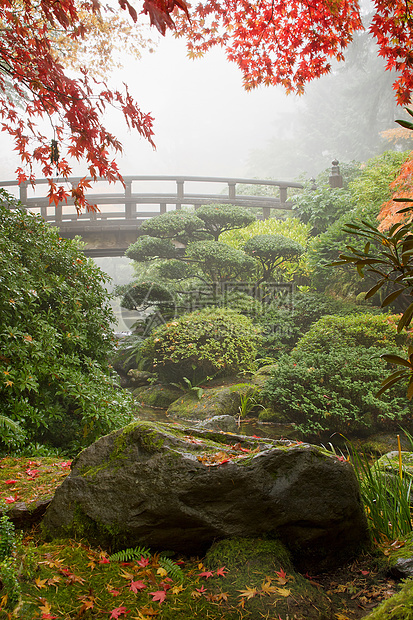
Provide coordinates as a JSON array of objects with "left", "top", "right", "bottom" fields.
[
  {"left": 26, "top": 469, "right": 40, "bottom": 479},
  {"left": 150, "top": 590, "right": 167, "bottom": 603},
  {"left": 129, "top": 580, "right": 147, "bottom": 593},
  {"left": 198, "top": 570, "right": 214, "bottom": 579},
  {"left": 109, "top": 606, "right": 130, "bottom": 619},
  {"left": 4, "top": 479, "right": 17, "bottom": 485},
  {"left": 4, "top": 495, "right": 18, "bottom": 504},
  {"left": 136, "top": 556, "right": 150, "bottom": 567},
  {"left": 216, "top": 566, "right": 228, "bottom": 577}
]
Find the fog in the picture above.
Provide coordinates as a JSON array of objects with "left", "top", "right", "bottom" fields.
[
  {"left": 109, "top": 34, "right": 303, "bottom": 180},
  {"left": 0, "top": 26, "right": 404, "bottom": 185}
]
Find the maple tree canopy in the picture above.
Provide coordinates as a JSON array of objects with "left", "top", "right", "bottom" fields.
[{"left": 1, "top": 0, "right": 413, "bottom": 210}]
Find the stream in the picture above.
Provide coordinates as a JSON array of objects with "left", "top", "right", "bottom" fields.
[{"left": 132, "top": 404, "right": 410, "bottom": 455}]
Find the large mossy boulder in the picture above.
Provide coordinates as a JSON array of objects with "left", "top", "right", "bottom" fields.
[{"left": 42, "top": 420, "right": 369, "bottom": 571}]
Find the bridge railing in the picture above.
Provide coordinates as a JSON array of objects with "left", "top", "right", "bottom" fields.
[{"left": 0, "top": 175, "right": 303, "bottom": 226}]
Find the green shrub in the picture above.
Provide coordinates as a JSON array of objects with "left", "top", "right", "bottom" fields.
[
  {"left": 0, "top": 200, "right": 133, "bottom": 454},
  {"left": 295, "top": 313, "right": 408, "bottom": 355},
  {"left": 139, "top": 307, "right": 260, "bottom": 382},
  {"left": 0, "top": 515, "right": 15, "bottom": 562},
  {"left": 260, "top": 313, "right": 413, "bottom": 436},
  {"left": 255, "top": 292, "right": 382, "bottom": 358},
  {"left": 261, "top": 347, "right": 413, "bottom": 436}
]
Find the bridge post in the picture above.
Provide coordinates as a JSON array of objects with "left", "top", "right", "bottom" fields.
[
  {"left": 279, "top": 186, "right": 287, "bottom": 204},
  {"left": 228, "top": 182, "right": 236, "bottom": 200},
  {"left": 125, "top": 180, "right": 136, "bottom": 219},
  {"left": 176, "top": 180, "right": 184, "bottom": 210},
  {"left": 55, "top": 204, "right": 62, "bottom": 224},
  {"left": 19, "top": 182, "right": 27, "bottom": 206},
  {"left": 263, "top": 207, "right": 271, "bottom": 219},
  {"left": 160, "top": 203, "right": 166, "bottom": 214}
]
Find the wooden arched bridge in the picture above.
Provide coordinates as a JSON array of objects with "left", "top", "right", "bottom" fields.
[{"left": 1, "top": 175, "right": 303, "bottom": 257}]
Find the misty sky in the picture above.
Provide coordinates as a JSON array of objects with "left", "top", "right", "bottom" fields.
[
  {"left": 0, "top": 32, "right": 307, "bottom": 184},
  {"left": 110, "top": 34, "right": 303, "bottom": 180}
]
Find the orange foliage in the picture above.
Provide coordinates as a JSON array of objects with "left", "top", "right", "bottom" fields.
[{"left": 378, "top": 153, "right": 413, "bottom": 231}]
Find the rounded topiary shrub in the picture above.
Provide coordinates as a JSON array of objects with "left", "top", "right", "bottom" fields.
[
  {"left": 261, "top": 347, "right": 413, "bottom": 437},
  {"left": 139, "top": 307, "right": 260, "bottom": 382},
  {"left": 295, "top": 313, "right": 408, "bottom": 354}
]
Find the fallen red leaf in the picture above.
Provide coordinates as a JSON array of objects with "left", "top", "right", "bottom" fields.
[
  {"left": 136, "top": 556, "right": 150, "bottom": 567},
  {"left": 129, "top": 580, "right": 147, "bottom": 593},
  {"left": 109, "top": 606, "right": 130, "bottom": 618},
  {"left": 4, "top": 495, "right": 18, "bottom": 503},
  {"left": 109, "top": 589, "right": 121, "bottom": 597},
  {"left": 150, "top": 590, "right": 167, "bottom": 603},
  {"left": 4, "top": 479, "right": 17, "bottom": 485},
  {"left": 26, "top": 468, "right": 40, "bottom": 479},
  {"left": 198, "top": 570, "right": 214, "bottom": 578},
  {"left": 216, "top": 566, "right": 228, "bottom": 577}
]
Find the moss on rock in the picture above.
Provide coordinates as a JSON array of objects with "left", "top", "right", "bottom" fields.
[
  {"left": 133, "top": 384, "right": 183, "bottom": 408},
  {"left": 167, "top": 382, "right": 256, "bottom": 420},
  {"left": 203, "top": 537, "right": 342, "bottom": 619}
]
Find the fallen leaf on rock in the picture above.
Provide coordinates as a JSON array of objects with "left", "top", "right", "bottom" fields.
[
  {"left": 39, "top": 600, "right": 57, "bottom": 619},
  {"left": 137, "top": 556, "right": 150, "bottom": 568},
  {"left": 274, "top": 587, "right": 291, "bottom": 597},
  {"left": 198, "top": 570, "right": 214, "bottom": 578},
  {"left": 4, "top": 495, "right": 18, "bottom": 503},
  {"left": 261, "top": 580, "right": 279, "bottom": 595},
  {"left": 76, "top": 594, "right": 96, "bottom": 614},
  {"left": 156, "top": 567, "right": 167, "bottom": 577},
  {"left": 275, "top": 568, "right": 291, "bottom": 585},
  {"left": 35, "top": 577, "right": 48, "bottom": 589}
]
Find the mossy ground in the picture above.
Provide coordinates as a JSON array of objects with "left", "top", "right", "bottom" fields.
[
  {"left": 0, "top": 458, "right": 71, "bottom": 507},
  {"left": 0, "top": 532, "right": 399, "bottom": 620},
  {"left": 0, "top": 455, "right": 405, "bottom": 620}
]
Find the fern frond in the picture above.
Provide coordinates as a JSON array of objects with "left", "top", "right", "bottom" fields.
[
  {"left": 109, "top": 546, "right": 151, "bottom": 563},
  {"left": 159, "top": 556, "right": 185, "bottom": 583}
]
